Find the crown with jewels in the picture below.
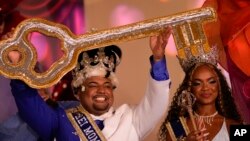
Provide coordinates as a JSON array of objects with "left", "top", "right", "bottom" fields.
[
  {"left": 177, "top": 43, "right": 218, "bottom": 72},
  {"left": 71, "top": 45, "right": 121, "bottom": 89},
  {"left": 170, "top": 18, "right": 219, "bottom": 72}
]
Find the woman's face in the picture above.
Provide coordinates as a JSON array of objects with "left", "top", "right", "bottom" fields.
[{"left": 190, "top": 64, "right": 219, "bottom": 105}]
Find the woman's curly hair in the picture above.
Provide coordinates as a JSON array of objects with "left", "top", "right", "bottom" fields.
[{"left": 158, "top": 63, "right": 242, "bottom": 141}]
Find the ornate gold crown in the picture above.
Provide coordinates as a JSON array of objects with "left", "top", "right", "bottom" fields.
[
  {"left": 71, "top": 45, "right": 121, "bottom": 88},
  {"left": 170, "top": 12, "right": 218, "bottom": 72},
  {"left": 177, "top": 44, "right": 218, "bottom": 72}
]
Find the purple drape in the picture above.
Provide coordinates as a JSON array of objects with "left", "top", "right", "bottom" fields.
[{"left": 0, "top": 0, "right": 85, "bottom": 122}]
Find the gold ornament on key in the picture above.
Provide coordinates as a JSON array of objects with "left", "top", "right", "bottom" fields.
[
  {"left": 178, "top": 90, "right": 198, "bottom": 131},
  {"left": 0, "top": 7, "right": 216, "bottom": 88}
]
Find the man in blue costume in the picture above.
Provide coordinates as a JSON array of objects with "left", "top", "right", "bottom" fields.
[{"left": 8, "top": 27, "right": 172, "bottom": 141}]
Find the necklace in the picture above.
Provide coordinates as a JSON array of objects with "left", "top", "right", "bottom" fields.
[{"left": 194, "top": 111, "right": 218, "bottom": 126}]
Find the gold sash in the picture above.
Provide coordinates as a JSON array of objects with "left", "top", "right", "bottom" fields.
[
  {"left": 66, "top": 105, "right": 107, "bottom": 141},
  {"left": 165, "top": 117, "right": 190, "bottom": 141}
]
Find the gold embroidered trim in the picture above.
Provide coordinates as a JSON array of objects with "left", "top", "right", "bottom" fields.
[
  {"left": 166, "top": 122, "right": 177, "bottom": 141},
  {"left": 66, "top": 105, "right": 107, "bottom": 141},
  {"left": 180, "top": 116, "right": 190, "bottom": 135},
  {"left": 165, "top": 117, "right": 190, "bottom": 141}
]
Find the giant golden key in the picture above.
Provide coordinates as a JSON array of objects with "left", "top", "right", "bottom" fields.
[{"left": 0, "top": 7, "right": 216, "bottom": 88}]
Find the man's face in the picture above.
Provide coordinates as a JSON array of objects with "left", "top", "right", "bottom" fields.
[{"left": 78, "top": 76, "right": 114, "bottom": 116}]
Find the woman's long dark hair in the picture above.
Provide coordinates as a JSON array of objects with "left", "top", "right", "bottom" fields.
[{"left": 158, "top": 63, "right": 242, "bottom": 141}]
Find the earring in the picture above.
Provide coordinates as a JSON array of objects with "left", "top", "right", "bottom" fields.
[
  {"left": 217, "top": 91, "right": 224, "bottom": 115},
  {"left": 81, "top": 86, "right": 85, "bottom": 92}
]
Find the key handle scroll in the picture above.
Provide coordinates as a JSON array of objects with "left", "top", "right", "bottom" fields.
[{"left": 0, "top": 7, "right": 216, "bottom": 88}]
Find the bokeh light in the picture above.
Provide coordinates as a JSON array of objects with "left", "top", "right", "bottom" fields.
[{"left": 110, "top": 4, "right": 144, "bottom": 27}]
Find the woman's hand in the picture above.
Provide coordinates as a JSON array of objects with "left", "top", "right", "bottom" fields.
[{"left": 186, "top": 128, "right": 209, "bottom": 141}]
